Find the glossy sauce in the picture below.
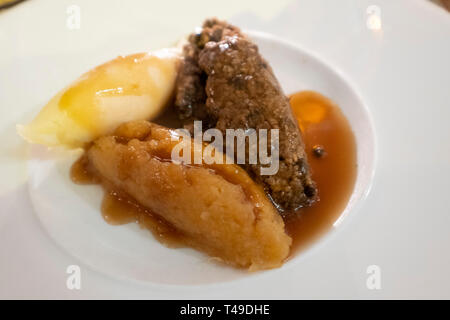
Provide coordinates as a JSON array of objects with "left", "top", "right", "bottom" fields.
[
  {"left": 71, "top": 155, "right": 186, "bottom": 247},
  {"left": 58, "top": 52, "right": 176, "bottom": 134},
  {"left": 101, "top": 189, "right": 185, "bottom": 247},
  {"left": 71, "top": 90, "right": 357, "bottom": 257},
  {"left": 285, "top": 91, "right": 357, "bottom": 254}
]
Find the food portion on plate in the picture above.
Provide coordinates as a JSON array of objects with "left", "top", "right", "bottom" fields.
[
  {"left": 78, "top": 120, "right": 291, "bottom": 269},
  {"left": 18, "top": 49, "right": 179, "bottom": 148},
  {"left": 19, "top": 18, "right": 357, "bottom": 270},
  {"left": 174, "top": 19, "right": 317, "bottom": 213}
]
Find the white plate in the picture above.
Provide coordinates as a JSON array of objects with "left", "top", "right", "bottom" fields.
[{"left": 1, "top": 0, "right": 450, "bottom": 298}]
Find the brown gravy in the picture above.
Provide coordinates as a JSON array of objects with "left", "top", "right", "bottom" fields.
[
  {"left": 70, "top": 90, "right": 357, "bottom": 257},
  {"left": 286, "top": 91, "right": 357, "bottom": 254},
  {"left": 71, "top": 155, "right": 186, "bottom": 247}
]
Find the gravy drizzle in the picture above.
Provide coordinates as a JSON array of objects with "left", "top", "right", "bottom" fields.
[{"left": 286, "top": 91, "right": 357, "bottom": 254}]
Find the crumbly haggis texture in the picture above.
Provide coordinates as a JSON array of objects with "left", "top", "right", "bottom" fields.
[
  {"left": 175, "top": 19, "right": 242, "bottom": 123},
  {"left": 87, "top": 120, "right": 292, "bottom": 270},
  {"left": 175, "top": 18, "right": 317, "bottom": 213}
]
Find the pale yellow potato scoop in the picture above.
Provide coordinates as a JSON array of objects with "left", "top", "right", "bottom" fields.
[{"left": 18, "top": 48, "right": 180, "bottom": 149}]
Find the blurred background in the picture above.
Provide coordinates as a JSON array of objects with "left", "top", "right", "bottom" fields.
[{"left": 1, "top": 0, "right": 450, "bottom": 11}]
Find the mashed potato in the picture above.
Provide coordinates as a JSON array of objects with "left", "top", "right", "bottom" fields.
[{"left": 18, "top": 49, "right": 180, "bottom": 148}]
